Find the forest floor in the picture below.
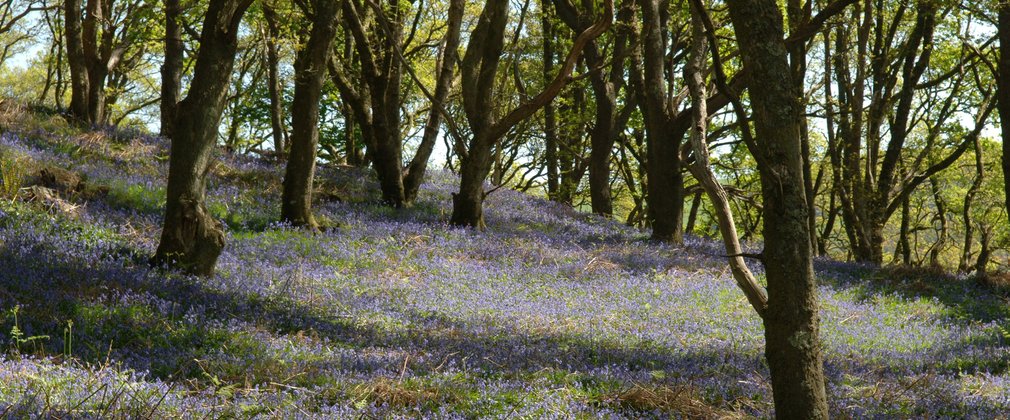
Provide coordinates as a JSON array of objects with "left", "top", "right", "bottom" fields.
[{"left": 1, "top": 104, "right": 1009, "bottom": 418}]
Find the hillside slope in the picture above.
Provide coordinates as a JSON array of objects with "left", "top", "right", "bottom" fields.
[{"left": 0, "top": 106, "right": 1009, "bottom": 417}]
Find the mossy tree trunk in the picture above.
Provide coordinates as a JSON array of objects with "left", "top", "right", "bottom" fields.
[
  {"left": 262, "top": 1, "right": 288, "bottom": 159},
  {"left": 635, "top": 0, "right": 687, "bottom": 242},
  {"left": 723, "top": 0, "right": 829, "bottom": 416},
  {"left": 159, "top": 0, "right": 183, "bottom": 139},
  {"left": 280, "top": 0, "right": 341, "bottom": 229},
  {"left": 152, "top": 0, "right": 252, "bottom": 277}
]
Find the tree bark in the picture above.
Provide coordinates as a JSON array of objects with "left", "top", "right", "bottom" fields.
[
  {"left": 724, "top": 0, "right": 829, "bottom": 416},
  {"left": 281, "top": 0, "right": 341, "bottom": 228},
  {"left": 403, "top": 0, "right": 464, "bottom": 204},
  {"left": 451, "top": 0, "right": 612, "bottom": 227},
  {"left": 64, "top": 0, "right": 90, "bottom": 121},
  {"left": 1000, "top": 5, "right": 1010, "bottom": 237},
  {"left": 684, "top": 0, "right": 767, "bottom": 315},
  {"left": 262, "top": 2, "right": 287, "bottom": 158},
  {"left": 637, "top": 0, "right": 683, "bottom": 242},
  {"left": 152, "top": 0, "right": 252, "bottom": 276},
  {"left": 160, "top": 0, "right": 183, "bottom": 138}
]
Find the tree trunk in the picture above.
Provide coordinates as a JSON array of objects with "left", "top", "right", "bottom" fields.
[
  {"left": 451, "top": 135, "right": 494, "bottom": 228},
  {"left": 637, "top": 0, "right": 683, "bottom": 242},
  {"left": 542, "top": 10, "right": 560, "bottom": 200},
  {"left": 331, "top": 0, "right": 407, "bottom": 207},
  {"left": 403, "top": 0, "right": 464, "bottom": 204},
  {"left": 686, "top": 190, "right": 703, "bottom": 234},
  {"left": 64, "top": 0, "right": 90, "bottom": 121},
  {"left": 153, "top": 0, "right": 252, "bottom": 276},
  {"left": 82, "top": 0, "right": 113, "bottom": 125},
  {"left": 1000, "top": 5, "right": 1010, "bottom": 236},
  {"left": 451, "top": 0, "right": 611, "bottom": 227},
  {"left": 262, "top": 2, "right": 287, "bottom": 158},
  {"left": 281, "top": 0, "right": 340, "bottom": 228},
  {"left": 684, "top": 0, "right": 767, "bottom": 315},
  {"left": 724, "top": 0, "right": 829, "bottom": 416},
  {"left": 553, "top": 0, "right": 631, "bottom": 217},
  {"left": 586, "top": 54, "right": 616, "bottom": 217},
  {"left": 160, "top": 0, "right": 183, "bottom": 138},
  {"left": 976, "top": 227, "right": 991, "bottom": 275},
  {"left": 928, "top": 178, "right": 946, "bottom": 267},
  {"left": 960, "top": 137, "right": 984, "bottom": 272},
  {"left": 897, "top": 196, "right": 911, "bottom": 265}
]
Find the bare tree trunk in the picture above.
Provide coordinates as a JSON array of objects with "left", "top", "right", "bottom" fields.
[
  {"left": 960, "top": 137, "right": 984, "bottom": 273},
  {"left": 976, "top": 226, "right": 991, "bottom": 275},
  {"left": 281, "top": 0, "right": 340, "bottom": 229},
  {"left": 637, "top": 0, "right": 683, "bottom": 242},
  {"left": 160, "top": 0, "right": 183, "bottom": 138},
  {"left": 541, "top": 9, "right": 560, "bottom": 200},
  {"left": 685, "top": 190, "right": 702, "bottom": 234},
  {"left": 451, "top": 0, "right": 612, "bottom": 227},
  {"left": 262, "top": 2, "right": 287, "bottom": 158},
  {"left": 64, "top": 0, "right": 90, "bottom": 121},
  {"left": 897, "top": 196, "right": 911, "bottom": 265},
  {"left": 403, "top": 0, "right": 464, "bottom": 204},
  {"left": 928, "top": 177, "right": 946, "bottom": 267},
  {"left": 1000, "top": 5, "right": 1010, "bottom": 238},
  {"left": 152, "top": 0, "right": 252, "bottom": 276},
  {"left": 724, "top": 0, "right": 828, "bottom": 416},
  {"left": 684, "top": 0, "right": 767, "bottom": 315}
]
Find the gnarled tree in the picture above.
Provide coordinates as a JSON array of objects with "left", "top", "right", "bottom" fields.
[
  {"left": 450, "top": 0, "right": 612, "bottom": 228},
  {"left": 152, "top": 0, "right": 253, "bottom": 276},
  {"left": 329, "top": 0, "right": 464, "bottom": 207}
]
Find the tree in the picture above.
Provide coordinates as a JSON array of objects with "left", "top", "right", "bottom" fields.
[
  {"left": 402, "top": 0, "right": 465, "bottom": 204},
  {"left": 152, "top": 0, "right": 253, "bottom": 276},
  {"left": 159, "top": 0, "right": 183, "bottom": 138},
  {"left": 63, "top": 0, "right": 149, "bottom": 125},
  {"left": 552, "top": 0, "right": 634, "bottom": 217},
  {"left": 1000, "top": 2, "right": 1010, "bottom": 232},
  {"left": 723, "top": 0, "right": 828, "bottom": 416},
  {"left": 280, "top": 0, "right": 340, "bottom": 229},
  {"left": 633, "top": 0, "right": 686, "bottom": 242},
  {"left": 684, "top": 0, "right": 766, "bottom": 315},
  {"left": 828, "top": 0, "right": 994, "bottom": 264},
  {"left": 0, "top": 0, "right": 49, "bottom": 69},
  {"left": 261, "top": 1, "right": 288, "bottom": 158},
  {"left": 329, "top": 0, "right": 463, "bottom": 207},
  {"left": 450, "top": 0, "right": 612, "bottom": 228}
]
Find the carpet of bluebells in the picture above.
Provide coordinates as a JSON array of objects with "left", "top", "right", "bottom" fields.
[{"left": 1, "top": 109, "right": 1010, "bottom": 418}]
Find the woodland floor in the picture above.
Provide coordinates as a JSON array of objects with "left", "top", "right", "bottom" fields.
[{"left": 1, "top": 106, "right": 1009, "bottom": 418}]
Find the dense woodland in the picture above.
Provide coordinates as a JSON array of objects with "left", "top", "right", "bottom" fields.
[{"left": 1, "top": 0, "right": 1010, "bottom": 417}]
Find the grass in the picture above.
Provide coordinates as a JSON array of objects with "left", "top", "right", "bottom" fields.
[{"left": 0, "top": 109, "right": 1009, "bottom": 417}]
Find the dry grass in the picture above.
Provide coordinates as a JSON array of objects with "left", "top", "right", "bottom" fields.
[
  {"left": 595, "top": 384, "right": 746, "bottom": 419},
  {"left": 350, "top": 377, "right": 456, "bottom": 409}
]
